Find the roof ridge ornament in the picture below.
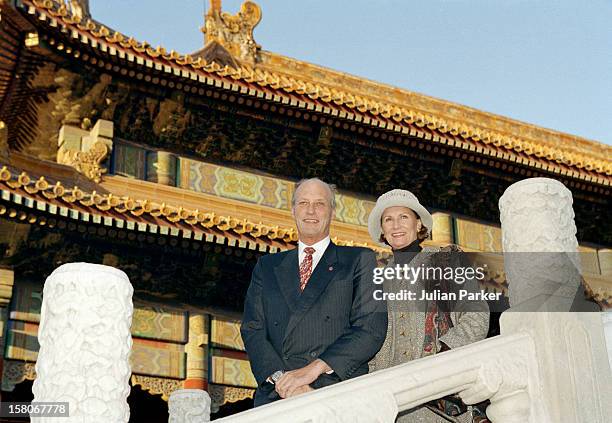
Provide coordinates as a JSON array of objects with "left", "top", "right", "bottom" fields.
[
  {"left": 67, "top": 0, "right": 90, "bottom": 20},
  {"left": 201, "top": 0, "right": 262, "bottom": 63}
]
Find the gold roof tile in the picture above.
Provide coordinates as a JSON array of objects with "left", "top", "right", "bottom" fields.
[{"left": 18, "top": 0, "right": 612, "bottom": 178}]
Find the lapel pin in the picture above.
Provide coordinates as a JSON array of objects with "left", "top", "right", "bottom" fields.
[{"left": 328, "top": 266, "right": 333, "bottom": 271}]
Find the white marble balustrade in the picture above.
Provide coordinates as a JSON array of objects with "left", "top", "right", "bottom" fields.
[{"left": 215, "top": 311, "right": 611, "bottom": 423}]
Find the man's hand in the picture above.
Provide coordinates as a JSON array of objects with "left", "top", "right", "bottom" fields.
[
  {"left": 275, "top": 359, "right": 331, "bottom": 398},
  {"left": 286, "top": 385, "right": 314, "bottom": 398}
]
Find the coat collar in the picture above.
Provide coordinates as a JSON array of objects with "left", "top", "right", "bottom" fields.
[
  {"left": 385, "top": 246, "right": 438, "bottom": 270},
  {"left": 274, "top": 248, "right": 300, "bottom": 312}
]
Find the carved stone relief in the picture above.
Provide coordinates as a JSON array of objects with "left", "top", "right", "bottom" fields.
[{"left": 32, "top": 263, "right": 133, "bottom": 422}]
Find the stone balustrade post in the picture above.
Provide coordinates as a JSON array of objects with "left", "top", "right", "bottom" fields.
[
  {"left": 499, "top": 177, "right": 585, "bottom": 311},
  {"left": 32, "top": 263, "right": 133, "bottom": 423},
  {"left": 497, "top": 178, "right": 612, "bottom": 421}
]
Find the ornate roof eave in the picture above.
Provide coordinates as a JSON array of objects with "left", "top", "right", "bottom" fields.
[
  {"left": 0, "top": 163, "right": 294, "bottom": 253},
  {"left": 11, "top": 0, "right": 612, "bottom": 185},
  {"left": 257, "top": 50, "right": 611, "bottom": 173},
  {"left": 0, "top": 155, "right": 390, "bottom": 255}
]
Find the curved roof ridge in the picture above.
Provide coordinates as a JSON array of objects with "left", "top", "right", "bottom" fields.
[{"left": 258, "top": 50, "right": 609, "bottom": 155}]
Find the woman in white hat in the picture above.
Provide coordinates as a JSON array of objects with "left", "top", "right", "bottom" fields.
[{"left": 368, "top": 189, "right": 490, "bottom": 423}]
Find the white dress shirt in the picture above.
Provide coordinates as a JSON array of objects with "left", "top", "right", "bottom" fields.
[{"left": 298, "top": 236, "right": 331, "bottom": 272}]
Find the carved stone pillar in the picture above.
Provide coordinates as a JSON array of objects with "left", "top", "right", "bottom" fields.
[
  {"left": 184, "top": 313, "right": 208, "bottom": 390},
  {"left": 81, "top": 119, "right": 113, "bottom": 153},
  {"left": 32, "top": 263, "right": 133, "bottom": 423},
  {"left": 498, "top": 177, "right": 612, "bottom": 422},
  {"left": 168, "top": 389, "right": 211, "bottom": 423},
  {"left": 499, "top": 312, "right": 612, "bottom": 423},
  {"left": 499, "top": 177, "right": 578, "bottom": 253},
  {"left": 431, "top": 212, "right": 453, "bottom": 245},
  {"left": 58, "top": 124, "right": 88, "bottom": 152},
  {"left": 499, "top": 178, "right": 584, "bottom": 311}
]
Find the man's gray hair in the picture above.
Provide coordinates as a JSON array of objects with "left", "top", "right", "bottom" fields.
[{"left": 291, "top": 178, "right": 337, "bottom": 209}]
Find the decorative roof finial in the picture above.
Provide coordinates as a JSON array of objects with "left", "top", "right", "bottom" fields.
[
  {"left": 68, "top": 0, "right": 90, "bottom": 20},
  {"left": 210, "top": 0, "right": 221, "bottom": 13},
  {"left": 201, "top": 0, "right": 262, "bottom": 63}
]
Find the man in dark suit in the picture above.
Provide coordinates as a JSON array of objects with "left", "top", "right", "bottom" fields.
[{"left": 241, "top": 178, "right": 387, "bottom": 406}]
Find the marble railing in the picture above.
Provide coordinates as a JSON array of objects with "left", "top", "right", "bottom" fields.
[{"left": 214, "top": 312, "right": 611, "bottom": 423}]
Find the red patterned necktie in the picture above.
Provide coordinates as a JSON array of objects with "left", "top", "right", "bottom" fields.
[{"left": 299, "top": 247, "right": 316, "bottom": 291}]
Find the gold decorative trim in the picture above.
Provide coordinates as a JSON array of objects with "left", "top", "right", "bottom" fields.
[
  {"left": 0, "top": 268, "right": 14, "bottom": 307},
  {"left": 20, "top": 0, "right": 612, "bottom": 179},
  {"left": 0, "top": 165, "right": 296, "bottom": 242},
  {"left": 1, "top": 360, "right": 36, "bottom": 392},
  {"left": 57, "top": 141, "right": 109, "bottom": 183},
  {"left": 0, "top": 165, "right": 388, "bottom": 253},
  {"left": 130, "top": 374, "right": 183, "bottom": 401},
  {"left": 208, "top": 384, "right": 255, "bottom": 413}
]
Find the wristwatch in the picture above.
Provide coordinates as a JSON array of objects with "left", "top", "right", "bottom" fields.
[{"left": 270, "top": 370, "right": 285, "bottom": 384}]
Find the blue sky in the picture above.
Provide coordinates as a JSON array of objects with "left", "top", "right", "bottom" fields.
[{"left": 90, "top": 1, "right": 612, "bottom": 145}]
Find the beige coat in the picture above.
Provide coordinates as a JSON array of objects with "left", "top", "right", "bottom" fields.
[{"left": 370, "top": 246, "right": 490, "bottom": 423}]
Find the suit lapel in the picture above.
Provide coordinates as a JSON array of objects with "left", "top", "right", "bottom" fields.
[
  {"left": 273, "top": 248, "right": 300, "bottom": 312},
  {"left": 283, "top": 243, "right": 339, "bottom": 343}
]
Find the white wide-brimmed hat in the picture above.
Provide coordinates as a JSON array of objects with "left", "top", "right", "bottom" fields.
[{"left": 368, "top": 189, "right": 433, "bottom": 247}]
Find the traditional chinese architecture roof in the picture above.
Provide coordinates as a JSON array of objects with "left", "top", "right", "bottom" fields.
[
  {"left": 1, "top": 0, "right": 610, "bottom": 186},
  {"left": 0, "top": 0, "right": 609, "bottom": 244}
]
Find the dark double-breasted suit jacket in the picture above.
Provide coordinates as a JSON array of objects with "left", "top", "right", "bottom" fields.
[{"left": 240, "top": 242, "right": 387, "bottom": 406}]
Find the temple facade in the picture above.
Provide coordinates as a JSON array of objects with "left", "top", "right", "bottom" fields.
[{"left": 0, "top": 0, "right": 610, "bottom": 420}]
